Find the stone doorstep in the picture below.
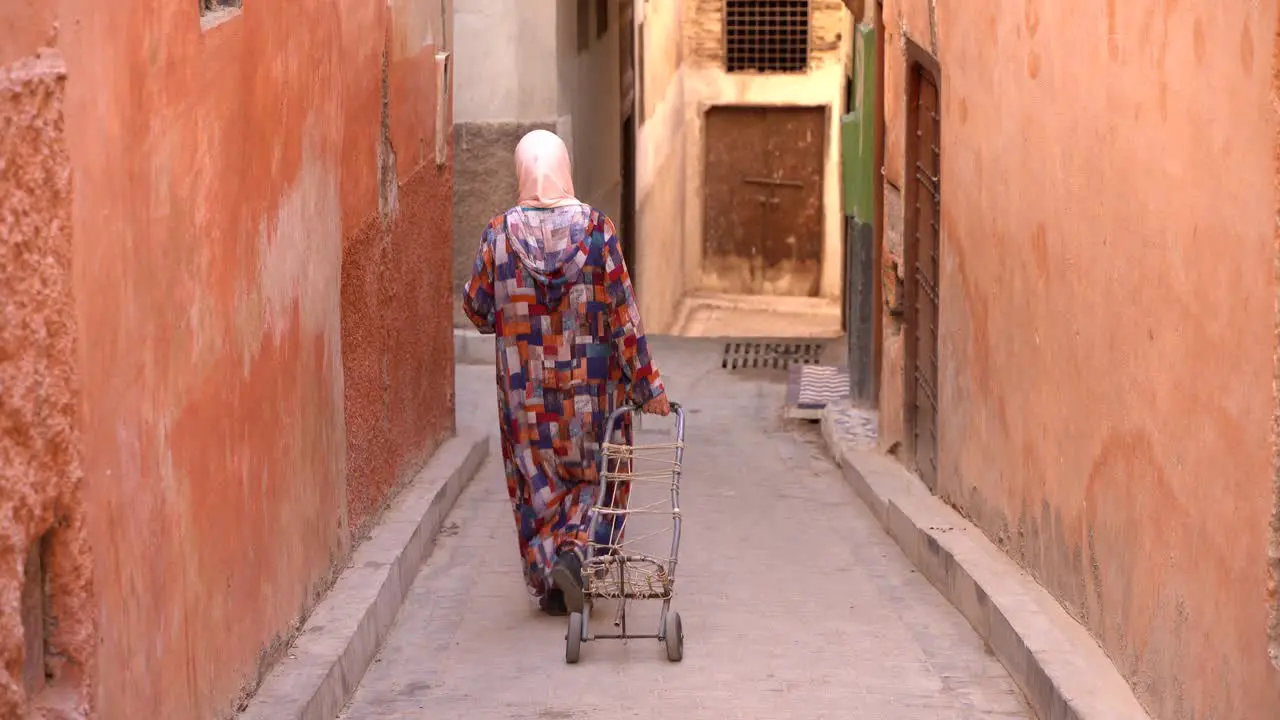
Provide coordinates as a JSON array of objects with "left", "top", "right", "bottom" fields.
[
  {"left": 819, "top": 408, "right": 1153, "bottom": 720},
  {"left": 239, "top": 433, "right": 491, "bottom": 720},
  {"left": 454, "top": 328, "right": 493, "bottom": 366}
]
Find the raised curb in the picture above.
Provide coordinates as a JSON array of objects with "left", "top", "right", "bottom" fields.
[
  {"left": 240, "top": 432, "right": 490, "bottom": 720},
  {"left": 454, "top": 328, "right": 492, "bottom": 365},
  {"left": 819, "top": 408, "right": 1152, "bottom": 720}
]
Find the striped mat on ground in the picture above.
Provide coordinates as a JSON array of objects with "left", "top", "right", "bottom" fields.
[{"left": 784, "top": 364, "right": 850, "bottom": 419}]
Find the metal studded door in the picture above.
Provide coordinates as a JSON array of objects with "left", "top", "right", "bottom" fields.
[
  {"left": 703, "top": 106, "right": 825, "bottom": 297},
  {"left": 904, "top": 50, "right": 940, "bottom": 491}
]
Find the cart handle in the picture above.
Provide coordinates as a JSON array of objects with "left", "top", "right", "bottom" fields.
[
  {"left": 605, "top": 401, "right": 686, "bottom": 441},
  {"left": 627, "top": 401, "right": 682, "bottom": 414}
]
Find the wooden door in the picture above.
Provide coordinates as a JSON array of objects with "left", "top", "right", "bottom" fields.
[
  {"left": 904, "top": 53, "right": 941, "bottom": 491},
  {"left": 703, "top": 106, "right": 825, "bottom": 296}
]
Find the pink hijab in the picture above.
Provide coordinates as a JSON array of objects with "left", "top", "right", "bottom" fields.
[{"left": 514, "top": 130, "right": 582, "bottom": 208}]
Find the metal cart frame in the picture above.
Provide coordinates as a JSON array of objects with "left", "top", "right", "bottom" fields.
[{"left": 565, "top": 402, "right": 686, "bottom": 664}]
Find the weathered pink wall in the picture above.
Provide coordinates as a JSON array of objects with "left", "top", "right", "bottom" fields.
[
  {"left": 877, "top": 1, "right": 1280, "bottom": 718},
  {"left": 1, "top": 0, "right": 454, "bottom": 717}
]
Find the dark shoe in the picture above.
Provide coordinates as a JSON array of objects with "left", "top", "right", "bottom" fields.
[
  {"left": 550, "top": 551, "right": 585, "bottom": 614},
  {"left": 539, "top": 589, "right": 568, "bottom": 616}
]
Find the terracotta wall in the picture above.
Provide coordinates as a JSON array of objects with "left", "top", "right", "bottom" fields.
[
  {"left": 1, "top": 0, "right": 454, "bottom": 716},
  {"left": 1270, "top": 10, "right": 1280, "bottom": 672},
  {"left": 877, "top": 1, "right": 1280, "bottom": 717}
]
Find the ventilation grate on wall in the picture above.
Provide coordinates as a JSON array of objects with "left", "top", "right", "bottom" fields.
[
  {"left": 722, "top": 341, "right": 824, "bottom": 371},
  {"left": 725, "top": 0, "right": 812, "bottom": 74}
]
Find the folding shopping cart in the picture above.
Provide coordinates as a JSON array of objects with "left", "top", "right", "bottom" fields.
[{"left": 565, "top": 402, "right": 687, "bottom": 664}]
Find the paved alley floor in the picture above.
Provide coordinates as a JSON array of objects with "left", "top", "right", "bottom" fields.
[{"left": 340, "top": 339, "right": 1032, "bottom": 720}]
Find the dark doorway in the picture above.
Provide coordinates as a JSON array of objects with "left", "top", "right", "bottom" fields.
[
  {"left": 903, "top": 42, "right": 941, "bottom": 491},
  {"left": 621, "top": 117, "right": 637, "bottom": 276},
  {"left": 703, "top": 105, "right": 825, "bottom": 297},
  {"left": 619, "top": 0, "right": 638, "bottom": 283}
]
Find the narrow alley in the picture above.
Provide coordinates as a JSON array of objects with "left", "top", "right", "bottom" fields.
[
  {"left": 4, "top": 0, "right": 1279, "bottom": 718},
  {"left": 338, "top": 341, "right": 1031, "bottom": 719}
]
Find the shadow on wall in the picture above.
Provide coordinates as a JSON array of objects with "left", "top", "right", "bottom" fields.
[{"left": 450, "top": 121, "right": 555, "bottom": 328}]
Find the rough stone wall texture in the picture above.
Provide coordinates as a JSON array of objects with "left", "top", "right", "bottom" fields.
[
  {"left": 0, "top": 1, "right": 455, "bottom": 719},
  {"left": 686, "top": 0, "right": 850, "bottom": 69},
  {"left": 451, "top": 121, "right": 554, "bottom": 328},
  {"left": 342, "top": 4, "right": 455, "bottom": 534},
  {"left": 0, "top": 49, "right": 95, "bottom": 719},
  {"left": 875, "top": 1, "right": 1279, "bottom": 718}
]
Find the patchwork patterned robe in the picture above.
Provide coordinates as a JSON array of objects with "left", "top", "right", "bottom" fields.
[{"left": 463, "top": 205, "right": 665, "bottom": 597}]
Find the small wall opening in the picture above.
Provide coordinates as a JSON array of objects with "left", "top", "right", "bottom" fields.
[
  {"left": 199, "top": 0, "right": 241, "bottom": 30},
  {"left": 200, "top": 0, "right": 241, "bottom": 13},
  {"left": 20, "top": 535, "right": 48, "bottom": 697}
]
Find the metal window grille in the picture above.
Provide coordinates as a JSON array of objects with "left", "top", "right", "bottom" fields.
[{"left": 724, "top": 0, "right": 812, "bottom": 74}]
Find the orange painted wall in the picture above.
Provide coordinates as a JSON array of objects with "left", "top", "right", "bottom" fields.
[
  {"left": 879, "top": 1, "right": 1280, "bottom": 717},
  {"left": 1, "top": 0, "right": 454, "bottom": 717}
]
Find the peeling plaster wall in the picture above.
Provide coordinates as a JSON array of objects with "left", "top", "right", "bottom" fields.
[
  {"left": 681, "top": 0, "right": 852, "bottom": 301},
  {"left": 877, "top": 0, "right": 1280, "bottom": 717},
  {"left": 0, "top": 0, "right": 457, "bottom": 717}
]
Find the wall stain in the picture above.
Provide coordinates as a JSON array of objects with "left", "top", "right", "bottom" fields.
[
  {"left": 1083, "top": 428, "right": 1200, "bottom": 719},
  {"left": 1243, "top": 19, "right": 1256, "bottom": 76},
  {"left": 1106, "top": 0, "right": 1121, "bottom": 61},
  {"left": 1192, "top": 18, "right": 1205, "bottom": 65},
  {"left": 1030, "top": 223, "right": 1049, "bottom": 280}
]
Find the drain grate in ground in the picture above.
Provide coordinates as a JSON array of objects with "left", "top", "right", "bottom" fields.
[{"left": 721, "top": 341, "right": 824, "bottom": 370}]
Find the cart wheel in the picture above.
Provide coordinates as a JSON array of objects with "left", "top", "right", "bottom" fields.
[
  {"left": 566, "top": 612, "right": 583, "bottom": 664},
  {"left": 664, "top": 612, "right": 684, "bottom": 662}
]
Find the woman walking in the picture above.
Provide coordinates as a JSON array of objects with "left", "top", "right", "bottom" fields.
[{"left": 462, "top": 130, "right": 670, "bottom": 616}]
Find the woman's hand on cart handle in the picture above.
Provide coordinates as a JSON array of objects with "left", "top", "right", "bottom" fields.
[{"left": 642, "top": 396, "right": 672, "bottom": 416}]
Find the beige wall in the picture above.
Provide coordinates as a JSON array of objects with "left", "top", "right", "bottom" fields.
[
  {"left": 635, "top": 0, "right": 689, "bottom": 333},
  {"left": 453, "top": 0, "right": 558, "bottom": 123},
  {"left": 680, "top": 0, "right": 851, "bottom": 302},
  {"left": 559, "top": 0, "right": 624, "bottom": 220},
  {"left": 879, "top": 1, "right": 1280, "bottom": 718}
]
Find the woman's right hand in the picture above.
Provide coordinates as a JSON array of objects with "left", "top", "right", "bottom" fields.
[{"left": 642, "top": 395, "right": 671, "bottom": 416}]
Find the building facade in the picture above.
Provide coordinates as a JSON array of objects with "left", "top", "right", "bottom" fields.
[
  {"left": 451, "top": 0, "right": 633, "bottom": 327},
  {"left": 874, "top": 1, "right": 1280, "bottom": 718},
  {"left": 636, "top": 0, "right": 853, "bottom": 336},
  {"left": 0, "top": 0, "right": 455, "bottom": 716}
]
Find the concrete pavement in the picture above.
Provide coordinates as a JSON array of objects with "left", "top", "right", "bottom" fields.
[{"left": 339, "top": 339, "right": 1032, "bottom": 719}]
